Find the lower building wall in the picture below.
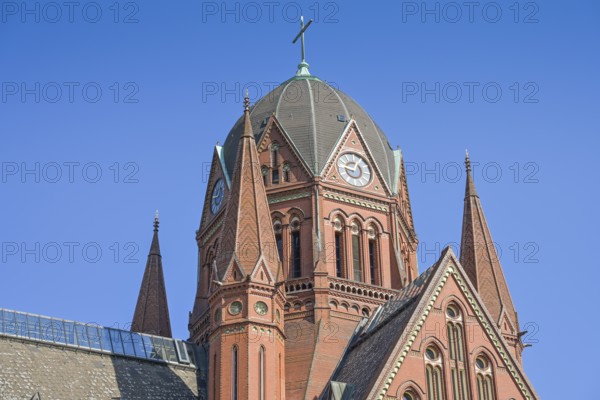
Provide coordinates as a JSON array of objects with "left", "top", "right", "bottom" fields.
[{"left": 0, "top": 336, "right": 199, "bottom": 400}]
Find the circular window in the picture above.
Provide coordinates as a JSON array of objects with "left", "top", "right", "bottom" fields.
[
  {"left": 446, "top": 304, "right": 459, "bottom": 319},
  {"left": 333, "top": 218, "right": 343, "bottom": 231},
  {"left": 425, "top": 347, "right": 438, "bottom": 361},
  {"left": 476, "top": 356, "right": 488, "bottom": 370},
  {"left": 367, "top": 226, "right": 376, "bottom": 238},
  {"left": 255, "top": 301, "right": 268, "bottom": 315},
  {"left": 214, "top": 308, "right": 222, "bottom": 323},
  {"left": 291, "top": 218, "right": 301, "bottom": 230},
  {"left": 229, "top": 301, "right": 243, "bottom": 315}
]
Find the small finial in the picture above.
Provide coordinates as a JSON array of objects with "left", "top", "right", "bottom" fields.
[
  {"left": 154, "top": 210, "right": 159, "bottom": 231},
  {"left": 465, "top": 150, "right": 471, "bottom": 172},
  {"left": 244, "top": 90, "right": 250, "bottom": 111}
]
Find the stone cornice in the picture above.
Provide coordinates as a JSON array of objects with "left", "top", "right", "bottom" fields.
[{"left": 267, "top": 190, "right": 311, "bottom": 205}]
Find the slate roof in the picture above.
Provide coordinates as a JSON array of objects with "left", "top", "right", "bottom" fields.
[
  {"left": 221, "top": 76, "right": 398, "bottom": 190},
  {"left": 325, "top": 260, "right": 440, "bottom": 399}
]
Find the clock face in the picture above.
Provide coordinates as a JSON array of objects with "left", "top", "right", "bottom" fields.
[
  {"left": 337, "top": 153, "right": 371, "bottom": 187},
  {"left": 210, "top": 179, "right": 225, "bottom": 214},
  {"left": 254, "top": 301, "right": 268, "bottom": 315}
]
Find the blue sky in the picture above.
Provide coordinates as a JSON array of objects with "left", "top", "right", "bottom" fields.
[{"left": 1, "top": 0, "right": 598, "bottom": 397}]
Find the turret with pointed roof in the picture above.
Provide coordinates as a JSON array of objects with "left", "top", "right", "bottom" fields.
[
  {"left": 131, "top": 212, "right": 172, "bottom": 338},
  {"left": 207, "top": 95, "right": 286, "bottom": 400},
  {"left": 459, "top": 152, "right": 521, "bottom": 360},
  {"left": 214, "top": 95, "right": 282, "bottom": 283}
]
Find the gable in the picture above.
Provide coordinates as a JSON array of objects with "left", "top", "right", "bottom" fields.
[
  {"left": 256, "top": 116, "right": 313, "bottom": 184},
  {"left": 368, "top": 253, "right": 538, "bottom": 400},
  {"left": 199, "top": 146, "right": 230, "bottom": 230},
  {"left": 321, "top": 121, "right": 391, "bottom": 197}
]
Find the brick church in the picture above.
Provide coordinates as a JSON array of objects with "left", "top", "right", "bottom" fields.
[{"left": 0, "top": 28, "right": 538, "bottom": 400}]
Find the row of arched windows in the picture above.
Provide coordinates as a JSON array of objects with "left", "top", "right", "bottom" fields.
[
  {"left": 404, "top": 303, "right": 498, "bottom": 400},
  {"left": 332, "top": 215, "right": 381, "bottom": 285},
  {"left": 273, "top": 214, "right": 303, "bottom": 278}
]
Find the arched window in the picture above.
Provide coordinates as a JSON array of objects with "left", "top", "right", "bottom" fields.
[
  {"left": 424, "top": 345, "right": 445, "bottom": 400},
  {"left": 273, "top": 219, "right": 283, "bottom": 263},
  {"left": 259, "top": 346, "right": 265, "bottom": 400},
  {"left": 213, "top": 353, "right": 217, "bottom": 400},
  {"left": 367, "top": 224, "right": 379, "bottom": 285},
  {"left": 475, "top": 354, "right": 495, "bottom": 400},
  {"left": 446, "top": 303, "right": 470, "bottom": 400},
  {"left": 351, "top": 222, "right": 362, "bottom": 282},
  {"left": 291, "top": 216, "right": 301, "bottom": 278},
  {"left": 278, "top": 353, "right": 282, "bottom": 399},
  {"left": 333, "top": 217, "right": 344, "bottom": 278},
  {"left": 402, "top": 390, "right": 419, "bottom": 400},
  {"left": 232, "top": 346, "right": 239, "bottom": 400}
]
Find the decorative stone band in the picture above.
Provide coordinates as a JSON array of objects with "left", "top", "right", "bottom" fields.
[
  {"left": 375, "top": 267, "right": 535, "bottom": 400},
  {"left": 323, "top": 192, "right": 388, "bottom": 212},
  {"left": 268, "top": 191, "right": 311, "bottom": 205}
]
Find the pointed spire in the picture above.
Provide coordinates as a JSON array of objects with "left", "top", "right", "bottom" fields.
[
  {"left": 242, "top": 90, "right": 253, "bottom": 138},
  {"left": 215, "top": 97, "right": 282, "bottom": 281},
  {"left": 131, "top": 213, "right": 172, "bottom": 337},
  {"left": 150, "top": 210, "right": 160, "bottom": 255},
  {"left": 460, "top": 152, "right": 518, "bottom": 334},
  {"left": 465, "top": 149, "right": 478, "bottom": 198}
]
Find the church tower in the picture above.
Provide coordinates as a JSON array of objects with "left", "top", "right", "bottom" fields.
[
  {"left": 206, "top": 96, "right": 286, "bottom": 400},
  {"left": 189, "top": 21, "right": 419, "bottom": 399},
  {"left": 132, "top": 213, "right": 172, "bottom": 338},
  {"left": 460, "top": 152, "right": 523, "bottom": 361}
]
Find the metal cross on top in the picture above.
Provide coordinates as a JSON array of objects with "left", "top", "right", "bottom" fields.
[{"left": 292, "top": 16, "right": 313, "bottom": 76}]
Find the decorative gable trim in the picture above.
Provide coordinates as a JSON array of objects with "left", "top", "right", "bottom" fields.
[
  {"left": 373, "top": 251, "right": 538, "bottom": 400},
  {"left": 320, "top": 120, "right": 393, "bottom": 196}
]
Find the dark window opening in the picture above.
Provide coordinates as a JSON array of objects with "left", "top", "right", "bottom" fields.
[
  {"left": 232, "top": 347, "right": 238, "bottom": 400},
  {"left": 335, "top": 233, "right": 343, "bottom": 278},
  {"left": 275, "top": 233, "right": 283, "bottom": 263},
  {"left": 369, "top": 240, "right": 377, "bottom": 285},
  {"left": 292, "top": 231, "right": 301, "bottom": 278}
]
